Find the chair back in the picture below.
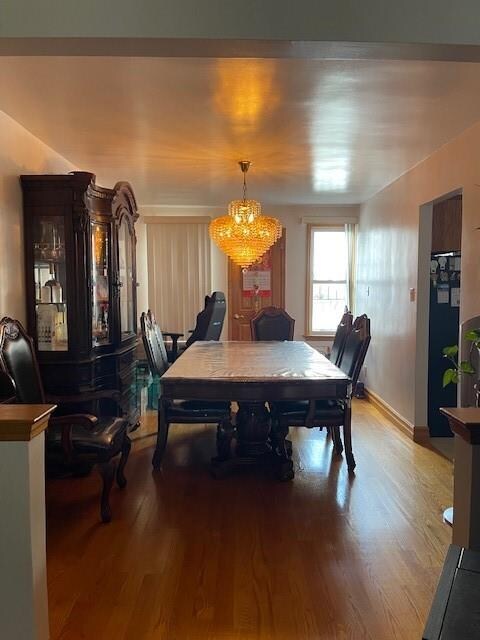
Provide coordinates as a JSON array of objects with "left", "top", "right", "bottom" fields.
[
  {"left": 250, "top": 306, "right": 295, "bottom": 341},
  {"left": 140, "top": 311, "right": 169, "bottom": 377},
  {"left": 185, "top": 291, "right": 226, "bottom": 347},
  {"left": 338, "top": 314, "right": 371, "bottom": 388},
  {"left": 330, "top": 310, "right": 353, "bottom": 366},
  {"left": 0, "top": 317, "right": 45, "bottom": 403}
]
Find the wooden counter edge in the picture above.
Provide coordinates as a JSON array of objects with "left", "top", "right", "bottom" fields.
[
  {"left": 440, "top": 407, "right": 480, "bottom": 445},
  {"left": 0, "top": 404, "right": 57, "bottom": 442}
]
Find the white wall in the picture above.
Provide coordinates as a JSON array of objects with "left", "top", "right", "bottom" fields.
[
  {"left": 3, "top": 0, "right": 480, "bottom": 47},
  {"left": 137, "top": 204, "right": 359, "bottom": 339},
  {"left": 0, "top": 110, "right": 76, "bottom": 323},
  {"left": 357, "top": 120, "right": 480, "bottom": 426}
]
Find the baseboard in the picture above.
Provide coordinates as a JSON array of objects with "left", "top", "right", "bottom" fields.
[{"left": 364, "top": 388, "right": 430, "bottom": 443}]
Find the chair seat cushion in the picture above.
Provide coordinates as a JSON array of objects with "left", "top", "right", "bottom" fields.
[
  {"left": 273, "top": 399, "right": 345, "bottom": 423},
  {"left": 167, "top": 400, "right": 230, "bottom": 420},
  {"left": 47, "top": 416, "right": 128, "bottom": 456}
]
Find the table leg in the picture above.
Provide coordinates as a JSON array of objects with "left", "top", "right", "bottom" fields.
[
  {"left": 236, "top": 402, "right": 271, "bottom": 457},
  {"left": 211, "top": 401, "right": 294, "bottom": 480}
]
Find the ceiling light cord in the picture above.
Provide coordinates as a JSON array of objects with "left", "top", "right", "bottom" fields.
[{"left": 239, "top": 160, "right": 250, "bottom": 203}]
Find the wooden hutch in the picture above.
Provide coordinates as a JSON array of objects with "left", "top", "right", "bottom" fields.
[{"left": 21, "top": 172, "right": 139, "bottom": 427}]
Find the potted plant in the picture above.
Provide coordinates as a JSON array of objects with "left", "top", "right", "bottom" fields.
[{"left": 443, "top": 329, "right": 480, "bottom": 406}]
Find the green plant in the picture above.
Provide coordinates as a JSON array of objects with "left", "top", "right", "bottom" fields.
[{"left": 442, "top": 329, "right": 480, "bottom": 387}]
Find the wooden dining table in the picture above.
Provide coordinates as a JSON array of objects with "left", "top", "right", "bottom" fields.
[{"left": 156, "top": 340, "right": 352, "bottom": 479}]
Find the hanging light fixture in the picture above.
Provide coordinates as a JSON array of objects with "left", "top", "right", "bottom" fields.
[{"left": 209, "top": 161, "right": 282, "bottom": 269}]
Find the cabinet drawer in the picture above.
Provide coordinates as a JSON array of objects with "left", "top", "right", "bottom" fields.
[{"left": 118, "top": 348, "right": 136, "bottom": 373}]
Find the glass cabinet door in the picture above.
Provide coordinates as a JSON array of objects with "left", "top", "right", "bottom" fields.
[
  {"left": 33, "top": 216, "right": 68, "bottom": 351},
  {"left": 91, "top": 222, "right": 111, "bottom": 346},
  {"left": 118, "top": 218, "right": 134, "bottom": 338}
]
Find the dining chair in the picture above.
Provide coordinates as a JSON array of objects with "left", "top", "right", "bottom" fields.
[
  {"left": 159, "top": 292, "right": 227, "bottom": 362},
  {"left": 140, "top": 311, "right": 231, "bottom": 468},
  {"left": 185, "top": 291, "right": 226, "bottom": 347},
  {"left": 250, "top": 306, "right": 295, "bottom": 341},
  {"left": 330, "top": 309, "right": 353, "bottom": 366},
  {"left": 0, "top": 317, "right": 131, "bottom": 522},
  {"left": 270, "top": 314, "right": 371, "bottom": 470}
]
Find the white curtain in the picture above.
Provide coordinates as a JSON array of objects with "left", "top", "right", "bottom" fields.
[
  {"left": 146, "top": 221, "right": 211, "bottom": 334},
  {"left": 345, "top": 223, "right": 357, "bottom": 313}
]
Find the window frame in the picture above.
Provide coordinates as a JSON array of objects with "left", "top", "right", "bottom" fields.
[{"left": 305, "top": 224, "right": 348, "bottom": 339}]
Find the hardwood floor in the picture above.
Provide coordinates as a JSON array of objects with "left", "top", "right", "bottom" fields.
[{"left": 46, "top": 400, "right": 453, "bottom": 640}]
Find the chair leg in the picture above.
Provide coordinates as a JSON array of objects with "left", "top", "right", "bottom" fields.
[
  {"left": 331, "top": 426, "right": 344, "bottom": 455},
  {"left": 271, "top": 417, "right": 294, "bottom": 481},
  {"left": 98, "top": 460, "right": 116, "bottom": 523},
  {"left": 152, "top": 400, "right": 169, "bottom": 469},
  {"left": 270, "top": 415, "right": 289, "bottom": 457},
  {"left": 343, "top": 402, "right": 356, "bottom": 471},
  {"left": 116, "top": 435, "right": 131, "bottom": 489}
]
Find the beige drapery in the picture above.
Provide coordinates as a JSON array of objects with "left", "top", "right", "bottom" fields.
[
  {"left": 345, "top": 223, "right": 357, "bottom": 314},
  {"left": 146, "top": 221, "right": 211, "bottom": 335}
]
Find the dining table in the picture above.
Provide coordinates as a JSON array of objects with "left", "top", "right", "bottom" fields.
[{"left": 155, "top": 340, "right": 353, "bottom": 479}]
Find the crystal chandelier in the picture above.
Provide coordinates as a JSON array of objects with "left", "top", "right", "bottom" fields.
[{"left": 209, "top": 161, "right": 282, "bottom": 269}]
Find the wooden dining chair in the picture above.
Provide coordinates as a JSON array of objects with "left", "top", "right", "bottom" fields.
[
  {"left": 330, "top": 309, "right": 353, "bottom": 366},
  {"left": 250, "top": 306, "right": 295, "bottom": 341},
  {"left": 0, "top": 317, "right": 131, "bottom": 522},
  {"left": 140, "top": 311, "right": 232, "bottom": 468},
  {"left": 271, "top": 314, "right": 371, "bottom": 471}
]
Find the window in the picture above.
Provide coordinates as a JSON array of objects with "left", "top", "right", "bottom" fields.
[{"left": 307, "top": 225, "right": 354, "bottom": 335}]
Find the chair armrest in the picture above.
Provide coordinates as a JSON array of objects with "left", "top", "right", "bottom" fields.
[
  {"left": 50, "top": 414, "right": 98, "bottom": 430},
  {"left": 46, "top": 389, "right": 121, "bottom": 404},
  {"left": 162, "top": 332, "right": 185, "bottom": 362},
  {"left": 0, "top": 370, "right": 15, "bottom": 402},
  {"left": 49, "top": 414, "right": 98, "bottom": 458}
]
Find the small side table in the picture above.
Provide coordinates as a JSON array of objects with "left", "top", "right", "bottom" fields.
[
  {"left": 0, "top": 404, "right": 56, "bottom": 640},
  {"left": 440, "top": 407, "right": 480, "bottom": 550}
]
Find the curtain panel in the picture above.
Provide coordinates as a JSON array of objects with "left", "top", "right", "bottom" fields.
[
  {"left": 146, "top": 221, "right": 212, "bottom": 335},
  {"left": 345, "top": 222, "right": 357, "bottom": 314}
]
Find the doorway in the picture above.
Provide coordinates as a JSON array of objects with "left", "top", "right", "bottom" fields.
[
  {"left": 417, "top": 192, "right": 462, "bottom": 444},
  {"left": 228, "top": 232, "right": 286, "bottom": 340}
]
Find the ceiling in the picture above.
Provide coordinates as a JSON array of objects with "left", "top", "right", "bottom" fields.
[{"left": 2, "top": 56, "right": 480, "bottom": 206}]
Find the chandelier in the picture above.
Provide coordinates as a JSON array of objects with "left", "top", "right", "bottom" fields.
[{"left": 209, "top": 160, "right": 282, "bottom": 269}]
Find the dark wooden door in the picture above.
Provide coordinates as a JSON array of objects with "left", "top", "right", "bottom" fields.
[{"left": 228, "top": 232, "right": 286, "bottom": 340}]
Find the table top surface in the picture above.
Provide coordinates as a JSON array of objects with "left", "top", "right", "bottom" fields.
[
  {"left": 440, "top": 407, "right": 480, "bottom": 426},
  {"left": 162, "top": 341, "right": 349, "bottom": 383}
]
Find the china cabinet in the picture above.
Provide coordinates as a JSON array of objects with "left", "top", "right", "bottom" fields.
[{"left": 21, "top": 172, "right": 139, "bottom": 427}]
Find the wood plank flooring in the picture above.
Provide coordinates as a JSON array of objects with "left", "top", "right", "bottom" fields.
[{"left": 46, "top": 400, "right": 453, "bottom": 640}]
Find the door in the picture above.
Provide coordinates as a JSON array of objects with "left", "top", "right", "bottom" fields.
[
  {"left": 427, "top": 194, "right": 462, "bottom": 437},
  {"left": 228, "top": 232, "right": 286, "bottom": 340}
]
